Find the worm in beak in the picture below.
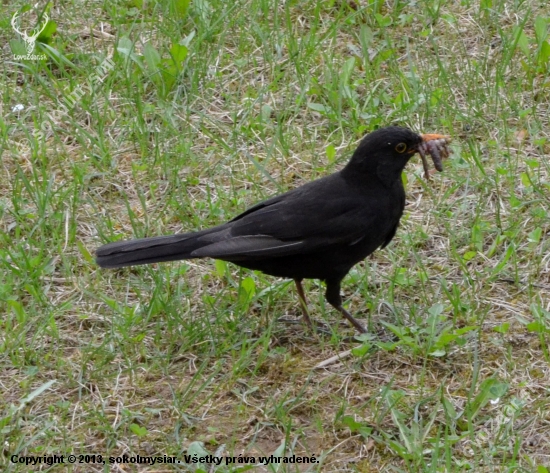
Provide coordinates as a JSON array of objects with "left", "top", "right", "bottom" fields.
[{"left": 417, "top": 134, "right": 452, "bottom": 179}]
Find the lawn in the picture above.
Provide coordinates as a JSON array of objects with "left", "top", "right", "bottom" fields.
[{"left": 2, "top": 0, "right": 550, "bottom": 471}]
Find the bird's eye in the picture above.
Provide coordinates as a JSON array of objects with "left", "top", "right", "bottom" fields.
[{"left": 395, "top": 142, "right": 407, "bottom": 153}]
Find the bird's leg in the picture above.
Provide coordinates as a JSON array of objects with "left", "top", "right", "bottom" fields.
[
  {"left": 325, "top": 279, "right": 367, "bottom": 333},
  {"left": 294, "top": 279, "right": 314, "bottom": 328}
]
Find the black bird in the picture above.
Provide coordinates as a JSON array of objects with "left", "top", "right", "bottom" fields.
[{"left": 96, "top": 126, "right": 450, "bottom": 333}]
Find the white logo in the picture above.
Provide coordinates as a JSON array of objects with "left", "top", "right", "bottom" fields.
[{"left": 11, "top": 10, "right": 49, "bottom": 56}]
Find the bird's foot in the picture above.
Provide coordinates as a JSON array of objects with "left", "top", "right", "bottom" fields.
[{"left": 333, "top": 304, "right": 368, "bottom": 333}]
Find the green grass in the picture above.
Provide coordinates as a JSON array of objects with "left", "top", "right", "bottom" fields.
[{"left": 2, "top": 0, "right": 550, "bottom": 471}]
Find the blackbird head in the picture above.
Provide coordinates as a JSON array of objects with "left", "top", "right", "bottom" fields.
[{"left": 343, "top": 126, "right": 424, "bottom": 187}]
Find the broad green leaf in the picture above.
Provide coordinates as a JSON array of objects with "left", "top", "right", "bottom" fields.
[
  {"left": 534, "top": 15, "right": 548, "bottom": 44},
  {"left": 130, "top": 423, "right": 148, "bottom": 437},
  {"left": 307, "top": 102, "right": 329, "bottom": 113},
  {"left": 170, "top": 42, "right": 188, "bottom": 64},
  {"left": 215, "top": 259, "right": 227, "bottom": 277},
  {"left": 494, "top": 323, "right": 510, "bottom": 333},
  {"left": 463, "top": 251, "right": 476, "bottom": 261},
  {"left": 326, "top": 144, "right": 336, "bottom": 163},
  {"left": 172, "top": 0, "right": 191, "bottom": 19},
  {"left": 528, "top": 227, "right": 542, "bottom": 244},
  {"left": 144, "top": 42, "right": 161, "bottom": 70},
  {"left": 513, "top": 26, "right": 530, "bottom": 57},
  {"left": 538, "top": 40, "right": 550, "bottom": 66},
  {"left": 37, "top": 20, "right": 57, "bottom": 44}
]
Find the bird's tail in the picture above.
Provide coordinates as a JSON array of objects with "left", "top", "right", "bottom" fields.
[{"left": 96, "top": 229, "right": 218, "bottom": 268}]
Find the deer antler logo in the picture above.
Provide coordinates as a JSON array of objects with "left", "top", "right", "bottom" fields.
[{"left": 11, "top": 10, "right": 49, "bottom": 55}]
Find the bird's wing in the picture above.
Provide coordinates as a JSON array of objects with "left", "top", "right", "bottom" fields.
[
  {"left": 191, "top": 174, "right": 392, "bottom": 259},
  {"left": 190, "top": 235, "right": 306, "bottom": 259}
]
